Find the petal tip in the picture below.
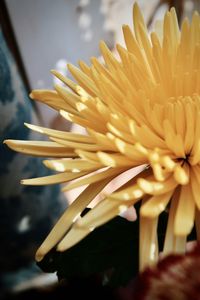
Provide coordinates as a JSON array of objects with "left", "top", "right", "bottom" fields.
[
  {"left": 20, "top": 179, "right": 26, "bottom": 185},
  {"left": 3, "top": 139, "right": 8, "bottom": 145},
  {"left": 29, "top": 92, "right": 34, "bottom": 99},
  {"left": 35, "top": 250, "right": 44, "bottom": 262}
]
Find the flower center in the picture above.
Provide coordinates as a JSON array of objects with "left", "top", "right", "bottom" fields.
[{"left": 177, "top": 154, "right": 191, "bottom": 166}]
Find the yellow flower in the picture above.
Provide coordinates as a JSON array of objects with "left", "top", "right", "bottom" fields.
[{"left": 4, "top": 3, "right": 200, "bottom": 270}]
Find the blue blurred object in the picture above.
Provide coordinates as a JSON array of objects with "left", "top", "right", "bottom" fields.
[{"left": 0, "top": 27, "right": 67, "bottom": 290}]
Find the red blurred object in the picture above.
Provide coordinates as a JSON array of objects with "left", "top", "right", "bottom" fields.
[{"left": 132, "top": 243, "right": 200, "bottom": 300}]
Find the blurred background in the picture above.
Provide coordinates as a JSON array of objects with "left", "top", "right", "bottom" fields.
[
  {"left": 4, "top": 0, "right": 200, "bottom": 127},
  {"left": 1, "top": 0, "right": 200, "bottom": 299}
]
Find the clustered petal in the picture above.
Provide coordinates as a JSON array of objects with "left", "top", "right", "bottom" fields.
[{"left": 4, "top": 3, "right": 200, "bottom": 270}]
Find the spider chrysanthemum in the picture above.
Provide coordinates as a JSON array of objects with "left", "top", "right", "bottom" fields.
[{"left": 4, "top": 3, "right": 200, "bottom": 270}]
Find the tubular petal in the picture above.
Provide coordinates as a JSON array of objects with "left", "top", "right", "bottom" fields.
[
  {"left": 58, "top": 182, "right": 143, "bottom": 252},
  {"left": 51, "top": 69, "right": 78, "bottom": 92},
  {"left": 140, "top": 190, "right": 173, "bottom": 218},
  {"left": 21, "top": 170, "right": 89, "bottom": 186},
  {"left": 4, "top": 140, "right": 76, "bottom": 157},
  {"left": 139, "top": 215, "right": 158, "bottom": 271},
  {"left": 24, "top": 123, "right": 95, "bottom": 144},
  {"left": 35, "top": 178, "right": 114, "bottom": 261},
  {"left": 174, "top": 184, "right": 195, "bottom": 236},
  {"left": 62, "top": 167, "right": 127, "bottom": 192},
  {"left": 49, "top": 136, "right": 108, "bottom": 152},
  {"left": 54, "top": 84, "right": 80, "bottom": 109},
  {"left": 68, "top": 63, "right": 99, "bottom": 96},
  {"left": 163, "top": 187, "right": 181, "bottom": 255},
  {"left": 138, "top": 176, "right": 177, "bottom": 195},
  {"left": 30, "top": 90, "right": 67, "bottom": 111},
  {"left": 43, "top": 158, "right": 102, "bottom": 172},
  {"left": 97, "top": 152, "right": 135, "bottom": 167},
  {"left": 173, "top": 164, "right": 189, "bottom": 185}
]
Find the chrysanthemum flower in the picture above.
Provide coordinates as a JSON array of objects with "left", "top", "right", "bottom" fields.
[{"left": 4, "top": 3, "right": 200, "bottom": 270}]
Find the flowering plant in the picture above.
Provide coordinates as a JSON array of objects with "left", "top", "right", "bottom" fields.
[{"left": 4, "top": 1, "right": 200, "bottom": 293}]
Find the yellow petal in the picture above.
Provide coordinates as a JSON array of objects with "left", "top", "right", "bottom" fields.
[
  {"left": 87, "top": 129, "right": 118, "bottom": 151},
  {"left": 139, "top": 215, "right": 158, "bottom": 270},
  {"left": 114, "top": 137, "right": 147, "bottom": 163},
  {"left": 78, "top": 60, "right": 91, "bottom": 76},
  {"left": 99, "top": 40, "right": 121, "bottom": 72},
  {"left": 163, "top": 187, "right": 186, "bottom": 255},
  {"left": 108, "top": 167, "right": 150, "bottom": 201},
  {"left": 49, "top": 136, "right": 109, "bottom": 152},
  {"left": 122, "top": 24, "right": 143, "bottom": 61},
  {"left": 75, "top": 149, "right": 100, "bottom": 163},
  {"left": 60, "top": 109, "right": 93, "bottom": 129},
  {"left": 62, "top": 167, "right": 126, "bottom": 192},
  {"left": 30, "top": 90, "right": 67, "bottom": 111},
  {"left": 21, "top": 170, "right": 89, "bottom": 186},
  {"left": 173, "top": 164, "right": 189, "bottom": 185},
  {"left": 57, "top": 170, "right": 147, "bottom": 252},
  {"left": 163, "top": 119, "right": 185, "bottom": 157},
  {"left": 174, "top": 184, "right": 195, "bottom": 236},
  {"left": 57, "top": 224, "right": 92, "bottom": 252},
  {"left": 184, "top": 101, "right": 195, "bottom": 153},
  {"left": 4, "top": 140, "right": 76, "bottom": 157},
  {"left": 58, "top": 190, "right": 137, "bottom": 251},
  {"left": 43, "top": 158, "right": 102, "bottom": 172},
  {"left": 140, "top": 190, "right": 173, "bottom": 218},
  {"left": 24, "top": 123, "right": 95, "bottom": 144},
  {"left": 60, "top": 109, "right": 106, "bottom": 132},
  {"left": 51, "top": 69, "right": 78, "bottom": 92},
  {"left": 138, "top": 175, "right": 177, "bottom": 195},
  {"left": 68, "top": 63, "right": 99, "bottom": 96},
  {"left": 54, "top": 84, "right": 80, "bottom": 110},
  {"left": 97, "top": 152, "right": 135, "bottom": 168},
  {"left": 36, "top": 178, "right": 113, "bottom": 261}
]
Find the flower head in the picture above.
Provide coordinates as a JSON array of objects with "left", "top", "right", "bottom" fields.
[{"left": 4, "top": 3, "right": 200, "bottom": 269}]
